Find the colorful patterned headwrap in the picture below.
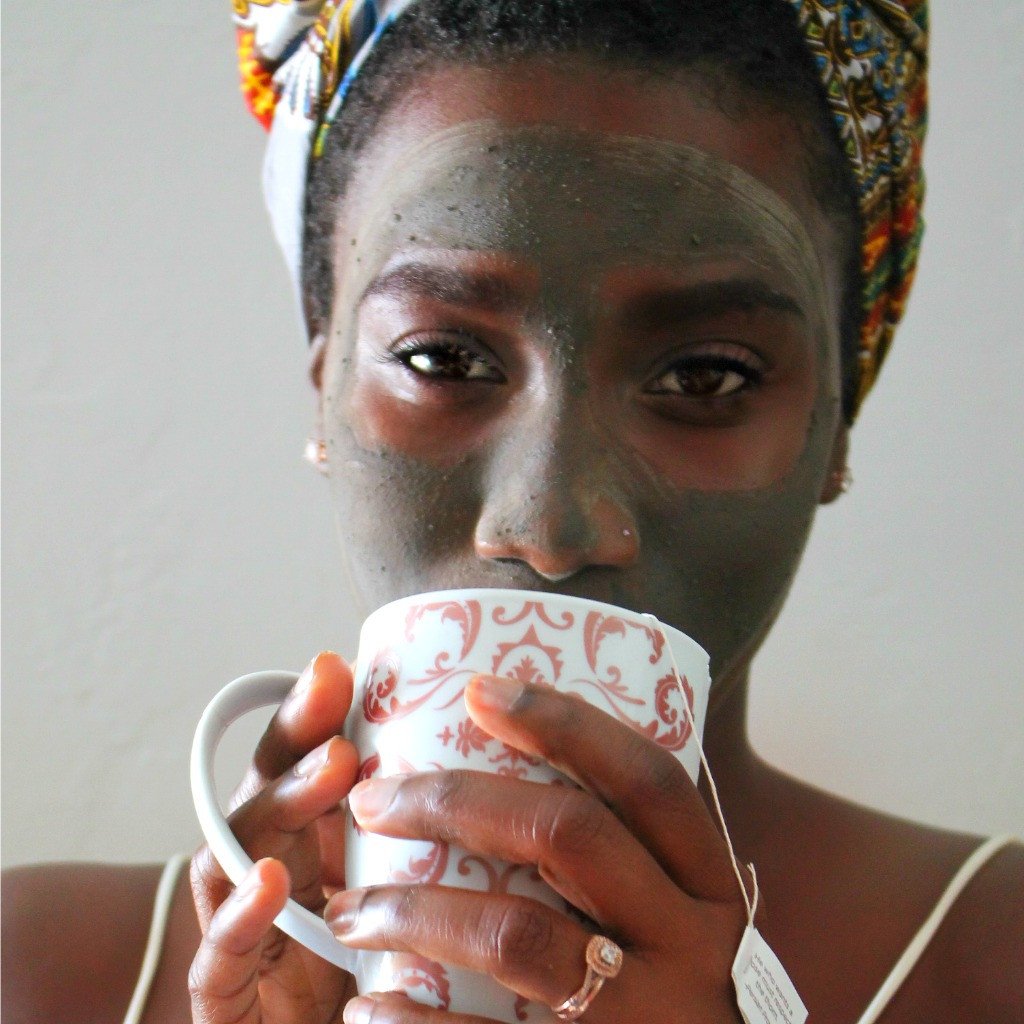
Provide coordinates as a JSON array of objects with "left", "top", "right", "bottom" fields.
[{"left": 234, "top": 0, "right": 928, "bottom": 415}]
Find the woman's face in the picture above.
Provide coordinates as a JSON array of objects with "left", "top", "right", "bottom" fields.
[{"left": 316, "top": 59, "right": 848, "bottom": 687}]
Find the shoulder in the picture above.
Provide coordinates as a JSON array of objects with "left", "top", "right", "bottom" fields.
[
  {"left": 1, "top": 861, "right": 177, "bottom": 1024},
  {"left": 926, "top": 836, "right": 1024, "bottom": 1020},
  {"left": 831, "top": 816, "right": 1024, "bottom": 1021},
  {"left": 752, "top": 772, "right": 1023, "bottom": 1021}
]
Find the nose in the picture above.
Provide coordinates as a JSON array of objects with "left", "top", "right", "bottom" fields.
[{"left": 473, "top": 403, "right": 640, "bottom": 581}]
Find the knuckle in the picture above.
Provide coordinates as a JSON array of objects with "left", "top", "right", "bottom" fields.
[
  {"left": 228, "top": 767, "right": 265, "bottom": 811},
  {"left": 250, "top": 721, "right": 302, "bottom": 786},
  {"left": 187, "top": 945, "right": 230, "bottom": 1003},
  {"left": 492, "top": 901, "right": 555, "bottom": 970},
  {"left": 629, "top": 735, "right": 686, "bottom": 802},
  {"left": 289, "top": 865, "right": 325, "bottom": 910},
  {"left": 186, "top": 950, "right": 203, "bottom": 999},
  {"left": 541, "top": 788, "right": 608, "bottom": 859},
  {"left": 375, "top": 885, "right": 419, "bottom": 943},
  {"left": 190, "top": 846, "right": 227, "bottom": 918},
  {"left": 260, "top": 927, "right": 288, "bottom": 965},
  {"left": 423, "top": 769, "right": 469, "bottom": 817},
  {"left": 188, "top": 948, "right": 254, "bottom": 1024},
  {"left": 186, "top": 954, "right": 209, "bottom": 1000},
  {"left": 532, "top": 692, "right": 586, "bottom": 760},
  {"left": 392, "top": 884, "right": 420, "bottom": 929},
  {"left": 189, "top": 846, "right": 215, "bottom": 890},
  {"left": 224, "top": 791, "right": 263, "bottom": 837}
]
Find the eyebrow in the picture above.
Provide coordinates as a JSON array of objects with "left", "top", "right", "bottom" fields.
[
  {"left": 616, "top": 278, "right": 805, "bottom": 327},
  {"left": 358, "top": 262, "right": 527, "bottom": 314}
]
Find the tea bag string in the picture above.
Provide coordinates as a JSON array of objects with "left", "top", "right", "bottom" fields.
[{"left": 642, "top": 614, "right": 759, "bottom": 925}]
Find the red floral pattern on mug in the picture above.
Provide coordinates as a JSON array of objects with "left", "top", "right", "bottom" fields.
[
  {"left": 491, "top": 625, "right": 565, "bottom": 683},
  {"left": 455, "top": 718, "right": 491, "bottom": 757},
  {"left": 457, "top": 854, "right": 538, "bottom": 896},
  {"left": 391, "top": 953, "right": 452, "bottom": 1011},
  {"left": 392, "top": 840, "right": 450, "bottom": 886},
  {"left": 492, "top": 599, "right": 575, "bottom": 630},
  {"left": 405, "top": 599, "right": 482, "bottom": 660},
  {"left": 346, "top": 590, "right": 709, "bottom": 1021}
]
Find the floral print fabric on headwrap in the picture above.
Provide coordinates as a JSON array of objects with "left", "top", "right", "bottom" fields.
[{"left": 233, "top": 0, "right": 928, "bottom": 417}]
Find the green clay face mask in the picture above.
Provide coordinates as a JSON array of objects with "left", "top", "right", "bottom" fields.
[
  {"left": 335, "top": 120, "right": 829, "bottom": 349},
  {"left": 321, "top": 121, "right": 842, "bottom": 684}
]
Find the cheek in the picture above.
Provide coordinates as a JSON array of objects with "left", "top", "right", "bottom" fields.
[
  {"left": 632, "top": 450, "right": 825, "bottom": 675},
  {"left": 343, "top": 370, "right": 504, "bottom": 470},
  {"left": 632, "top": 417, "right": 807, "bottom": 493},
  {"left": 324, "top": 375, "right": 484, "bottom": 557},
  {"left": 326, "top": 433, "right": 486, "bottom": 606},
  {"left": 627, "top": 363, "right": 819, "bottom": 492}
]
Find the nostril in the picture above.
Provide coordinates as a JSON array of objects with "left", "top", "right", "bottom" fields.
[{"left": 474, "top": 487, "right": 639, "bottom": 577}]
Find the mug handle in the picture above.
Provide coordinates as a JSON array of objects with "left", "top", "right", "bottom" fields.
[{"left": 190, "top": 670, "right": 359, "bottom": 974}]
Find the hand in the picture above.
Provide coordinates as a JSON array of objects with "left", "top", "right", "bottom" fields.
[
  {"left": 189, "top": 652, "right": 361, "bottom": 1024},
  {"left": 325, "top": 673, "right": 751, "bottom": 1024}
]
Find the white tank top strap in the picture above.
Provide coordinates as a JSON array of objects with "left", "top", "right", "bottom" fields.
[
  {"left": 853, "top": 834, "right": 1017, "bottom": 1024},
  {"left": 122, "top": 853, "right": 191, "bottom": 1024}
]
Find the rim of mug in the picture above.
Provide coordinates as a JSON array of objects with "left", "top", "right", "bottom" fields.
[{"left": 358, "top": 587, "right": 709, "bottom": 668}]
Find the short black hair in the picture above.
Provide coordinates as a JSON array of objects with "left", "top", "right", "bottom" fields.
[{"left": 304, "top": 0, "right": 862, "bottom": 421}]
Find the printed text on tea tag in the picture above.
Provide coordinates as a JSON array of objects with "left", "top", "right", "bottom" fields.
[{"left": 731, "top": 925, "right": 808, "bottom": 1024}]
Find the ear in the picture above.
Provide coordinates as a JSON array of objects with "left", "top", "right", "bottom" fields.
[
  {"left": 303, "top": 277, "right": 327, "bottom": 392},
  {"left": 307, "top": 333, "right": 327, "bottom": 393},
  {"left": 818, "top": 422, "right": 850, "bottom": 504},
  {"left": 304, "top": 334, "right": 330, "bottom": 475}
]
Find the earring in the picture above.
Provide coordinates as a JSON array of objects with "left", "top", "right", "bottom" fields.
[
  {"left": 833, "top": 466, "right": 853, "bottom": 493},
  {"left": 304, "top": 437, "right": 328, "bottom": 475}
]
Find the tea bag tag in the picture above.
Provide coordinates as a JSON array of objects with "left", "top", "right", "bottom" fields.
[
  {"left": 731, "top": 924, "right": 808, "bottom": 1024},
  {"left": 642, "top": 613, "right": 808, "bottom": 1024}
]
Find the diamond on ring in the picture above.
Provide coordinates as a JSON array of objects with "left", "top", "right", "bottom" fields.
[
  {"left": 553, "top": 935, "right": 623, "bottom": 1020},
  {"left": 589, "top": 936, "right": 623, "bottom": 977}
]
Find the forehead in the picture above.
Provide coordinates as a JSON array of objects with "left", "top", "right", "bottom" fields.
[
  {"left": 330, "top": 59, "right": 844, "bottom": 342},
  {"left": 338, "top": 58, "right": 832, "bottom": 244},
  {"left": 345, "top": 122, "right": 821, "bottom": 289}
]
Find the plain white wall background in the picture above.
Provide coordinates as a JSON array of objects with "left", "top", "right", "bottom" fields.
[{"left": 3, "top": 3, "right": 1022, "bottom": 868}]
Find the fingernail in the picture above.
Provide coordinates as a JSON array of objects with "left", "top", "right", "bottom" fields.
[
  {"left": 326, "top": 888, "right": 363, "bottom": 935},
  {"left": 347, "top": 776, "right": 400, "bottom": 822},
  {"left": 293, "top": 738, "right": 334, "bottom": 779},
  {"left": 343, "top": 996, "right": 374, "bottom": 1024},
  {"left": 468, "top": 674, "right": 524, "bottom": 712}
]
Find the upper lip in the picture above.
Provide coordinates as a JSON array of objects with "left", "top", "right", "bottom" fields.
[{"left": 445, "top": 562, "right": 642, "bottom": 609}]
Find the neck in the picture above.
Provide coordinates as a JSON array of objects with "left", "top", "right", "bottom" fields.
[{"left": 697, "top": 666, "right": 775, "bottom": 858}]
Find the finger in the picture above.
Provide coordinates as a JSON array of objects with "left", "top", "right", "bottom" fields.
[
  {"left": 228, "top": 734, "right": 359, "bottom": 908},
  {"left": 464, "top": 675, "right": 738, "bottom": 903},
  {"left": 326, "top": 884, "right": 610, "bottom": 1013},
  {"left": 347, "top": 770, "right": 677, "bottom": 938},
  {"left": 191, "top": 843, "right": 234, "bottom": 933},
  {"left": 318, "top": 804, "right": 350, "bottom": 894},
  {"left": 344, "top": 991, "right": 499, "bottom": 1024},
  {"left": 233, "top": 651, "right": 354, "bottom": 806},
  {"left": 192, "top": 734, "right": 358, "bottom": 928},
  {"left": 188, "top": 858, "right": 288, "bottom": 1024}
]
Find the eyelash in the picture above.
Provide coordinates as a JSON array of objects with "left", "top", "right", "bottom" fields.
[
  {"left": 388, "top": 334, "right": 507, "bottom": 383},
  {"left": 387, "top": 334, "right": 765, "bottom": 401},
  {"left": 644, "top": 352, "right": 765, "bottom": 400}
]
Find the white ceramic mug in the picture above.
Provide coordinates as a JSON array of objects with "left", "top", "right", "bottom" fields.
[{"left": 192, "top": 589, "right": 710, "bottom": 1022}]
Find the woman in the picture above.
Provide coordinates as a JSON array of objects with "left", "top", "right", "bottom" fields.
[{"left": 3, "top": 1, "right": 1021, "bottom": 1022}]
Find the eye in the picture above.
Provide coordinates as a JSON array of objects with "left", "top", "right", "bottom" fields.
[
  {"left": 390, "top": 335, "right": 506, "bottom": 383},
  {"left": 645, "top": 350, "right": 763, "bottom": 400}
]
